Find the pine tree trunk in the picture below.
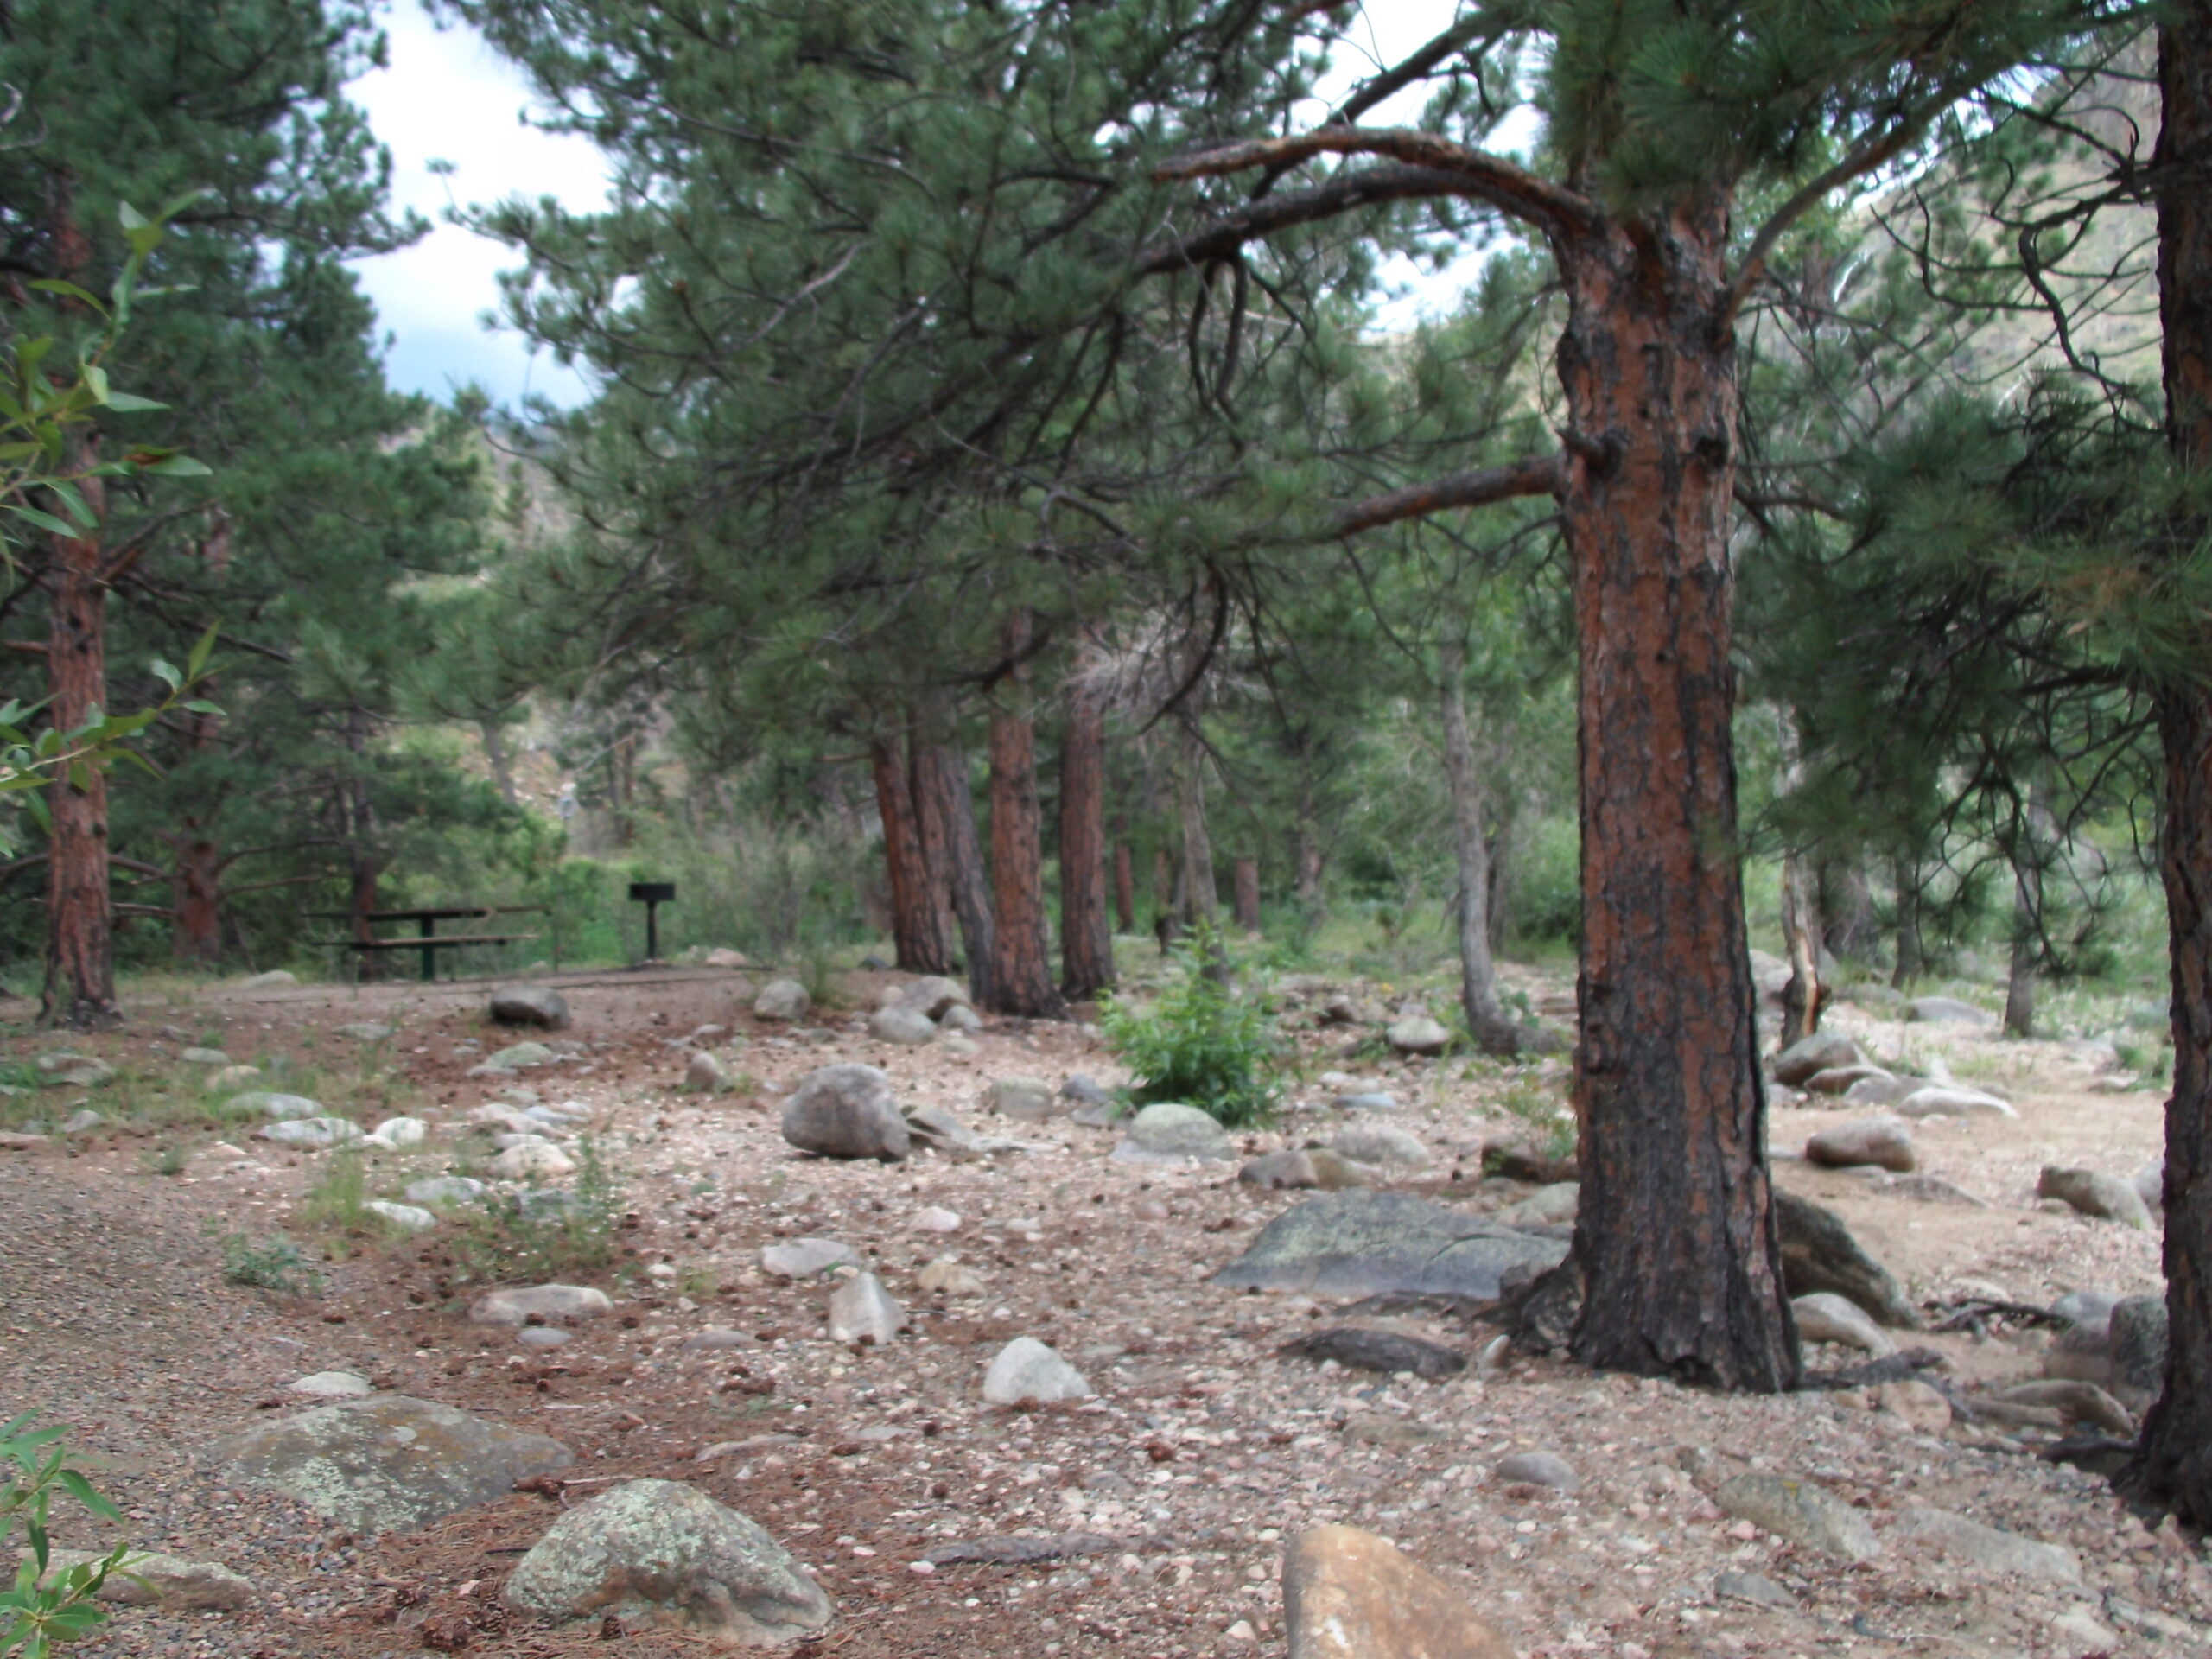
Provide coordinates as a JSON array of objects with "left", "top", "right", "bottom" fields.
[
  {"left": 1891, "top": 856, "right": 1926, "bottom": 988},
  {"left": 1780, "top": 855, "right": 1822, "bottom": 1047},
  {"left": 343, "top": 708, "right": 385, "bottom": 980},
  {"left": 1485, "top": 816, "right": 1513, "bottom": 953},
  {"left": 41, "top": 428, "right": 118, "bottom": 1028},
  {"left": 908, "top": 728, "right": 963, "bottom": 969},
  {"left": 1556, "top": 207, "right": 1796, "bottom": 1390},
  {"left": 985, "top": 616, "right": 1065, "bottom": 1017},
  {"left": 1176, "top": 724, "right": 1217, "bottom": 921},
  {"left": 1232, "top": 857, "right": 1262, "bottom": 931},
  {"left": 2128, "top": 0, "right": 2212, "bottom": 1525},
  {"left": 172, "top": 512, "right": 229, "bottom": 967},
  {"left": 1058, "top": 682, "right": 1114, "bottom": 999},
  {"left": 1440, "top": 642, "right": 1523, "bottom": 1055},
  {"left": 913, "top": 729, "right": 995, "bottom": 1005},
  {"left": 872, "top": 736, "right": 954, "bottom": 972},
  {"left": 1112, "top": 842, "right": 1135, "bottom": 934}
]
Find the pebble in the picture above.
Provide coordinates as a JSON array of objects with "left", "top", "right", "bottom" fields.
[
  {"left": 982, "top": 1338, "right": 1092, "bottom": 1405},
  {"left": 467, "top": 1284, "right": 613, "bottom": 1326},
  {"left": 917, "top": 1257, "right": 986, "bottom": 1295},
  {"left": 1794, "top": 1292, "right": 1896, "bottom": 1357},
  {"left": 761, "top": 1237, "right": 856, "bottom": 1278},
  {"left": 364, "top": 1200, "right": 436, "bottom": 1232},
  {"left": 1491, "top": 1450, "right": 1578, "bottom": 1492},
  {"left": 289, "top": 1370, "right": 371, "bottom": 1397},
  {"left": 910, "top": 1205, "right": 962, "bottom": 1233},
  {"left": 827, "top": 1272, "right": 906, "bottom": 1344}
]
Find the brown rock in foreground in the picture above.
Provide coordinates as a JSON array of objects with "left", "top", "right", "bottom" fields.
[{"left": 1284, "top": 1525, "right": 1514, "bottom": 1659}]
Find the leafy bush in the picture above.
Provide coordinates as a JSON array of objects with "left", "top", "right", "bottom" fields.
[
  {"left": 451, "top": 1136, "right": 622, "bottom": 1285},
  {"left": 1101, "top": 921, "right": 1284, "bottom": 1128},
  {"left": 1, "top": 1414, "right": 127, "bottom": 1655}
]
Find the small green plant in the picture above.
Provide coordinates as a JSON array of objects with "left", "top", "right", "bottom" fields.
[
  {"left": 217, "top": 1231, "right": 323, "bottom": 1295},
  {"left": 143, "top": 1143, "right": 187, "bottom": 1178},
  {"left": 1100, "top": 919, "right": 1284, "bottom": 1128},
  {"left": 1491, "top": 1073, "right": 1577, "bottom": 1164},
  {"left": 450, "top": 1136, "right": 622, "bottom": 1285},
  {"left": 301, "top": 1151, "right": 370, "bottom": 1242},
  {"left": 0, "top": 1414, "right": 129, "bottom": 1655},
  {"left": 799, "top": 943, "right": 842, "bottom": 1011},
  {"left": 2116, "top": 1038, "right": 2176, "bottom": 1087}
]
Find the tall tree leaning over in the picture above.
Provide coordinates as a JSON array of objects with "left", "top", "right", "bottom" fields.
[
  {"left": 1145, "top": 1, "right": 2126, "bottom": 1386},
  {"left": 0, "top": 0, "right": 421, "bottom": 1023},
  {"left": 2133, "top": 0, "right": 2212, "bottom": 1525}
]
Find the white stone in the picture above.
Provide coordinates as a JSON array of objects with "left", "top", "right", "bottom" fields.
[
  {"left": 492, "top": 1141, "right": 575, "bottom": 1179},
  {"left": 982, "top": 1338, "right": 1092, "bottom": 1405},
  {"left": 1895, "top": 1086, "right": 2018, "bottom": 1120},
  {"left": 828, "top": 1273, "right": 906, "bottom": 1344},
  {"left": 911, "top": 1206, "right": 962, "bottom": 1234},
  {"left": 365, "top": 1201, "right": 436, "bottom": 1233},
  {"left": 467, "top": 1285, "right": 613, "bottom": 1326},
  {"left": 257, "top": 1116, "right": 361, "bottom": 1148},
  {"left": 760, "top": 1237, "right": 856, "bottom": 1278},
  {"left": 289, "top": 1370, "right": 372, "bottom": 1397},
  {"left": 366, "top": 1116, "right": 428, "bottom": 1148}
]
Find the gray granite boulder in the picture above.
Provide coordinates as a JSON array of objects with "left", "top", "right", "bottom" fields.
[
  {"left": 503, "top": 1478, "right": 833, "bottom": 1645},
  {"left": 490, "top": 986, "right": 570, "bottom": 1030},
  {"left": 1772, "top": 1031, "right": 1864, "bottom": 1087},
  {"left": 1111, "top": 1103, "right": 1231, "bottom": 1164},
  {"left": 1211, "top": 1192, "right": 1567, "bottom": 1300},
  {"left": 780, "top": 1065, "right": 908, "bottom": 1161},
  {"left": 1774, "top": 1190, "right": 1921, "bottom": 1329},
  {"left": 210, "top": 1396, "right": 571, "bottom": 1534}
]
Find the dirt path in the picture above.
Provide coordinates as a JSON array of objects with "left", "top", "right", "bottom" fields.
[{"left": 1, "top": 964, "right": 2204, "bottom": 1658}]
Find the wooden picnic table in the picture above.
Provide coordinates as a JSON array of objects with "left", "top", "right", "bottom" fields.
[{"left": 310, "top": 905, "right": 544, "bottom": 982}]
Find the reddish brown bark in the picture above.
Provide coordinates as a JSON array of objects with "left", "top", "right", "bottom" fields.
[
  {"left": 913, "top": 714, "right": 994, "bottom": 1005},
  {"left": 909, "top": 730, "right": 962, "bottom": 965},
  {"left": 1112, "top": 842, "right": 1136, "bottom": 934},
  {"left": 1231, "top": 857, "right": 1262, "bottom": 932},
  {"left": 41, "top": 427, "right": 118, "bottom": 1028},
  {"left": 1559, "top": 204, "right": 1796, "bottom": 1389},
  {"left": 1058, "top": 682, "right": 1114, "bottom": 999},
  {"left": 2129, "top": 0, "right": 2212, "bottom": 1524},
  {"left": 872, "top": 735, "right": 954, "bottom": 973},
  {"left": 985, "top": 616, "right": 1065, "bottom": 1017},
  {"left": 171, "top": 511, "right": 230, "bottom": 968},
  {"left": 1176, "top": 723, "right": 1217, "bottom": 923}
]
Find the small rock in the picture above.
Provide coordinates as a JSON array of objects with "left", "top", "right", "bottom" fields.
[
  {"left": 1895, "top": 1085, "right": 2017, "bottom": 1120},
  {"left": 1908, "top": 995, "right": 1997, "bottom": 1025},
  {"left": 984, "top": 1076, "right": 1058, "bottom": 1121},
  {"left": 489, "top": 986, "right": 570, "bottom": 1030},
  {"left": 492, "top": 1140, "right": 575, "bottom": 1179},
  {"left": 1493, "top": 1450, "right": 1578, "bottom": 1492},
  {"left": 1774, "top": 1190, "right": 1921, "bottom": 1328},
  {"left": 1383, "top": 1017, "right": 1451, "bottom": 1057},
  {"left": 502, "top": 1478, "right": 834, "bottom": 1645},
  {"left": 1342, "top": 1414, "right": 1450, "bottom": 1448},
  {"left": 364, "top": 1201, "right": 436, "bottom": 1233},
  {"left": 335, "top": 1022, "right": 395, "bottom": 1042},
  {"left": 1882, "top": 1173, "right": 1989, "bottom": 1206},
  {"left": 2037, "top": 1166, "right": 2153, "bottom": 1230},
  {"left": 1874, "top": 1379, "right": 1952, "bottom": 1433},
  {"left": 58, "top": 1109, "right": 104, "bottom": 1135},
  {"left": 753, "top": 979, "right": 811, "bottom": 1021},
  {"left": 2110, "top": 1295, "right": 2168, "bottom": 1397},
  {"left": 1334, "top": 1091, "right": 1400, "bottom": 1112},
  {"left": 902, "top": 1103, "right": 980, "bottom": 1156},
  {"left": 1111, "top": 1102, "right": 1231, "bottom": 1164},
  {"left": 233, "top": 1092, "right": 326, "bottom": 1121},
  {"left": 938, "top": 1004, "right": 982, "bottom": 1033},
  {"left": 827, "top": 1274, "right": 905, "bottom": 1345},
  {"left": 1795, "top": 1292, "right": 1896, "bottom": 1356},
  {"left": 518, "top": 1326, "right": 571, "bottom": 1350},
  {"left": 1805, "top": 1116, "right": 1915, "bottom": 1172},
  {"left": 2135, "top": 1155, "right": 2165, "bottom": 1213},
  {"left": 781, "top": 1065, "right": 909, "bottom": 1162},
  {"left": 1501, "top": 1181, "right": 1580, "bottom": 1226},
  {"left": 237, "top": 969, "right": 297, "bottom": 990},
  {"left": 704, "top": 947, "right": 750, "bottom": 969},
  {"left": 1714, "top": 1570, "right": 1796, "bottom": 1609},
  {"left": 868, "top": 1005, "right": 938, "bottom": 1046},
  {"left": 405, "top": 1176, "right": 486, "bottom": 1205},
  {"left": 483, "top": 1040, "right": 556, "bottom": 1072},
  {"left": 1804, "top": 1064, "right": 1894, "bottom": 1096},
  {"left": 1242, "top": 1149, "right": 1320, "bottom": 1189},
  {"left": 1329, "top": 1123, "right": 1429, "bottom": 1166},
  {"left": 1842, "top": 1073, "right": 1923, "bottom": 1106},
  {"left": 910, "top": 1206, "right": 961, "bottom": 1233},
  {"left": 365, "top": 1116, "right": 427, "bottom": 1148},
  {"left": 1897, "top": 1506, "right": 2081, "bottom": 1583},
  {"left": 982, "top": 1338, "right": 1092, "bottom": 1405},
  {"left": 468, "top": 1285, "right": 613, "bottom": 1326},
  {"left": 180, "top": 1046, "right": 232, "bottom": 1065},
  {"left": 917, "top": 1257, "right": 985, "bottom": 1295},
  {"left": 760, "top": 1238, "right": 856, "bottom": 1279},
  {"left": 684, "top": 1051, "right": 730, "bottom": 1093},
  {"left": 1772, "top": 1031, "right": 1865, "bottom": 1086},
  {"left": 939, "top": 1032, "right": 981, "bottom": 1058},
  {"left": 257, "top": 1117, "right": 362, "bottom": 1149},
  {"left": 892, "top": 976, "right": 971, "bottom": 1020},
  {"left": 1060, "top": 1075, "right": 1110, "bottom": 1108},
  {"left": 1282, "top": 1525, "right": 1512, "bottom": 1659},
  {"left": 2051, "top": 1605, "right": 2121, "bottom": 1654},
  {"left": 205, "top": 1065, "right": 262, "bottom": 1092},
  {"left": 289, "top": 1370, "right": 372, "bottom": 1397},
  {"left": 1714, "top": 1471, "right": 1880, "bottom": 1562}
]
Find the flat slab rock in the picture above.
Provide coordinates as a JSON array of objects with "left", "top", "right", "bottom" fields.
[
  {"left": 1283, "top": 1525, "right": 1513, "bottom": 1659},
  {"left": 1211, "top": 1191, "right": 1567, "bottom": 1300},
  {"left": 40, "top": 1548, "right": 253, "bottom": 1611},
  {"left": 208, "top": 1395, "right": 573, "bottom": 1535},
  {"left": 1278, "top": 1326, "right": 1465, "bottom": 1378}
]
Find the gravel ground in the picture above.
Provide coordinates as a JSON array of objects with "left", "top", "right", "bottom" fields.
[{"left": 1, "top": 962, "right": 2205, "bottom": 1659}]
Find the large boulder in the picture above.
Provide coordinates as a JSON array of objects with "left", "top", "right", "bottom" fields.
[
  {"left": 1714, "top": 1472, "right": 1879, "bottom": 1563},
  {"left": 503, "top": 1479, "right": 834, "bottom": 1647},
  {"left": 892, "top": 976, "right": 971, "bottom": 1020},
  {"left": 780, "top": 1065, "right": 909, "bottom": 1162},
  {"left": 1211, "top": 1191, "right": 1567, "bottom": 1300},
  {"left": 1804, "top": 1117, "right": 1915, "bottom": 1173},
  {"left": 1282, "top": 1526, "right": 1513, "bottom": 1659},
  {"left": 1772, "top": 1031, "right": 1864, "bottom": 1087},
  {"left": 489, "top": 986, "right": 570, "bottom": 1030},
  {"left": 2037, "top": 1166, "right": 2154, "bottom": 1230},
  {"left": 1896, "top": 1085, "right": 2016, "bottom": 1120},
  {"left": 209, "top": 1396, "right": 571, "bottom": 1534},
  {"left": 867, "top": 1005, "right": 938, "bottom": 1046},
  {"left": 1330, "top": 1123, "right": 1430, "bottom": 1166},
  {"left": 753, "top": 979, "right": 811, "bottom": 1021},
  {"left": 1110, "top": 1103, "right": 1232, "bottom": 1164},
  {"left": 1774, "top": 1191, "right": 1921, "bottom": 1329},
  {"left": 1384, "top": 1016, "right": 1452, "bottom": 1057},
  {"left": 1908, "top": 995, "right": 1997, "bottom": 1026},
  {"left": 984, "top": 1077, "right": 1058, "bottom": 1122}
]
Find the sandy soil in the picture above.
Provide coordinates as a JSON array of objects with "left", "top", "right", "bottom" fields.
[{"left": 0, "top": 960, "right": 2202, "bottom": 1659}]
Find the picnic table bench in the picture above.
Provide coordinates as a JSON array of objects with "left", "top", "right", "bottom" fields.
[{"left": 312, "top": 906, "right": 545, "bottom": 982}]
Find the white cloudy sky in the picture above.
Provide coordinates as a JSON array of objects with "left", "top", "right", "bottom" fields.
[{"left": 345, "top": 0, "right": 1492, "bottom": 410}]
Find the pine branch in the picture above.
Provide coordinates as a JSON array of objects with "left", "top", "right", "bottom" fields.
[
  {"left": 1135, "top": 164, "right": 1480, "bottom": 274},
  {"left": 1154, "top": 126, "right": 1596, "bottom": 237},
  {"left": 1333, "top": 454, "right": 1566, "bottom": 537},
  {"left": 1726, "top": 121, "right": 1924, "bottom": 320}
]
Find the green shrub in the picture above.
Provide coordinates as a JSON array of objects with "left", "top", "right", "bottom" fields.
[
  {"left": 1, "top": 1413, "right": 128, "bottom": 1654},
  {"left": 451, "top": 1136, "right": 622, "bottom": 1285},
  {"left": 217, "top": 1232, "right": 323, "bottom": 1295},
  {"left": 1101, "top": 921, "right": 1284, "bottom": 1128}
]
